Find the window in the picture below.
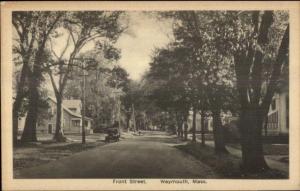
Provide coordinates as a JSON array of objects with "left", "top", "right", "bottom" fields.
[
  {"left": 271, "top": 99, "right": 276, "bottom": 110},
  {"left": 72, "top": 120, "right": 80, "bottom": 127}
]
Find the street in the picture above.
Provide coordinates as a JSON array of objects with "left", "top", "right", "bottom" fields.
[{"left": 16, "top": 131, "right": 217, "bottom": 178}]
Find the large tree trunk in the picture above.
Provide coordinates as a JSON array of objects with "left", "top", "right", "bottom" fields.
[
  {"left": 21, "top": 79, "right": 39, "bottom": 142},
  {"left": 176, "top": 113, "right": 183, "bottom": 138},
  {"left": 239, "top": 109, "right": 269, "bottom": 172},
  {"left": 180, "top": 122, "right": 184, "bottom": 139},
  {"left": 235, "top": 12, "right": 288, "bottom": 173},
  {"left": 21, "top": 48, "right": 45, "bottom": 142},
  {"left": 19, "top": 13, "right": 62, "bottom": 143},
  {"left": 212, "top": 110, "right": 228, "bottom": 153},
  {"left": 183, "top": 111, "right": 189, "bottom": 140},
  {"left": 192, "top": 108, "right": 197, "bottom": 143},
  {"left": 126, "top": 112, "right": 130, "bottom": 131},
  {"left": 264, "top": 116, "right": 268, "bottom": 137},
  {"left": 183, "top": 122, "right": 188, "bottom": 141},
  {"left": 13, "top": 98, "right": 22, "bottom": 145},
  {"left": 178, "top": 120, "right": 183, "bottom": 138},
  {"left": 200, "top": 111, "right": 205, "bottom": 146},
  {"left": 13, "top": 63, "right": 30, "bottom": 146},
  {"left": 131, "top": 104, "right": 136, "bottom": 132},
  {"left": 53, "top": 96, "right": 66, "bottom": 142},
  {"left": 183, "top": 115, "right": 188, "bottom": 141}
]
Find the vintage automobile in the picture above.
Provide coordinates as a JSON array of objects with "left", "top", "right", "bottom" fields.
[{"left": 105, "top": 128, "right": 120, "bottom": 143}]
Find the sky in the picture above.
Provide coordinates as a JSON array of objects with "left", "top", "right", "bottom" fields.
[
  {"left": 43, "top": 12, "right": 174, "bottom": 95},
  {"left": 115, "top": 12, "right": 173, "bottom": 80},
  {"left": 50, "top": 12, "right": 173, "bottom": 81}
]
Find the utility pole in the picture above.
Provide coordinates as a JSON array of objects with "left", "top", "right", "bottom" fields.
[
  {"left": 118, "top": 97, "right": 121, "bottom": 130},
  {"left": 81, "top": 61, "right": 86, "bottom": 144},
  {"left": 115, "top": 83, "right": 121, "bottom": 130},
  {"left": 73, "top": 57, "right": 96, "bottom": 145}
]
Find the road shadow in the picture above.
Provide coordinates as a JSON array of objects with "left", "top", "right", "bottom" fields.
[{"left": 134, "top": 134, "right": 184, "bottom": 144}]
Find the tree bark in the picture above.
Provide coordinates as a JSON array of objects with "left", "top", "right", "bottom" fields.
[
  {"left": 264, "top": 116, "right": 268, "bottom": 137},
  {"left": 19, "top": 13, "right": 62, "bottom": 143},
  {"left": 21, "top": 76, "right": 39, "bottom": 142},
  {"left": 21, "top": 46, "right": 46, "bottom": 143},
  {"left": 48, "top": 70, "right": 67, "bottom": 142},
  {"left": 237, "top": 17, "right": 288, "bottom": 173},
  {"left": 126, "top": 112, "right": 131, "bottom": 131},
  {"left": 200, "top": 110, "right": 206, "bottom": 146},
  {"left": 21, "top": 48, "right": 44, "bottom": 143},
  {"left": 183, "top": 110, "right": 189, "bottom": 140},
  {"left": 53, "top": 96, "right": 66, "bottom": 142},
  {"left": 183, "top": 122, "right": 188, "bottom": 141},
  {"left": 13, "top": 98, "right": 22, "bottom": 145},
  {"left": 233, "top": 11, "right": 286, "bottom": 173},
  {"left": 180, "top": 123, "right": 184, "bottom": 139},
  {"left": 176, "top": 113, "right": 183, "bottom": 138},
  {"left": 183, "top": 114, "right": 188, "bottom": 141},
  {"left": 212, "top": 110, "right": 228, "bottom": 153},
  {"left": 239, "top": 109, "right": 269, "bottom": 172},
  {"left": 178, "top": 120, "right": 183, "bottom": 138},
  {"left": 13, "top": 61, "right": 30, "bottom": 146},
  {"left": 192, "top": 108, "right": 197, "bottom": 143},
  {"left": 131, "top": 104, "right": 136, "bottom": 132}
]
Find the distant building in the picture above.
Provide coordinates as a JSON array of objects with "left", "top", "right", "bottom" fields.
[
  {"left": 185, "top": 110, "right": 237, "bottom": 133},
  {"left": 18, "top": 97, "right": 93, "bottom": 134},
  {"left": 183, "top": 87, "right": 289, "bottom": 137},
  {"left": 186, "top": 111, "right": 214, "bottom": 133}
]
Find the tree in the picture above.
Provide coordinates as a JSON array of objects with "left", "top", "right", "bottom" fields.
[
  {"left": 20, "top": 12, "right": 63, "bottom": 143},
  {"left": 213, "top": 11, "right": 289, "bottom": 172},
  {"left": 64, "top": 49, "right": 123, "bottom": 133},
  {"left": 166, "top": 11, "right": 235, "bottom": 148},
  {"left": 121, "top": 80, "right": 140, "bottom": 131},
  {"left": 107, "top": 65, "right": 130, "bottom": 126},
  {"left": 147, "top": 47, "right": 189, "bottom": 136},
  {"left": 45, "top": 11, "right": 124, "bottom": 142},
  {"left": 237, "top": 12, "right": 288, "bottom": 172},
  {"left": 12, "top": 12, "right": 38, "bottom": 145}
]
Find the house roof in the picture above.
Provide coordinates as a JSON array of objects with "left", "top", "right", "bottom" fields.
[
  {"left": 63, "top": 100, "right": 81, "bottom": 114},
  {"left": 48, "top": 97, "right": 92, "bottom": 120}
]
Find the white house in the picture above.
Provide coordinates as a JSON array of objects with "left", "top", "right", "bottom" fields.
[{"left": 265, "top": 90, "right": 289, "bottom": 136}]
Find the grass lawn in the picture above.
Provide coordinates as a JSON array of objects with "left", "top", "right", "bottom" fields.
[
  {"left": 175, "top": 143, "right": 288, "bottom": 179},
  {"left": 14, "top": 133, "right": 106, "bottom": 175},
  {"left": 228, "top": 143, "right": 289, "bottom": 155}
]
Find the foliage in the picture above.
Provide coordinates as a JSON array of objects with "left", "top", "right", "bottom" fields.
[{"left": 64, "top": 50, "right": 125, "bottom": 128}]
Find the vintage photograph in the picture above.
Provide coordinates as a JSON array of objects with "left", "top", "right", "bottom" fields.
[
  {"left": 2, "top": 1, "right": 300, "bottom": 191},
  {"left": 11, "top": 9, "right": 289, "bottom": 179}
]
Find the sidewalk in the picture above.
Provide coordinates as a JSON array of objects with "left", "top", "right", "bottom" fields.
[
  {"left": 189, "top": 135, "right": 289, "bottom": 174},
  {"left": 205, "top": 140, "right": 288, "bottom": 173}
]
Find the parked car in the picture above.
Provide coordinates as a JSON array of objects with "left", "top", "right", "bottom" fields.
[{"left": 105, "top": 128, "right": 120, "bottom": 143}]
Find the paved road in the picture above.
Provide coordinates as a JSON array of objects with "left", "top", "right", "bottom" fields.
[{"left": 17, "top": 132, "right": 216, "bottom": 178}]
